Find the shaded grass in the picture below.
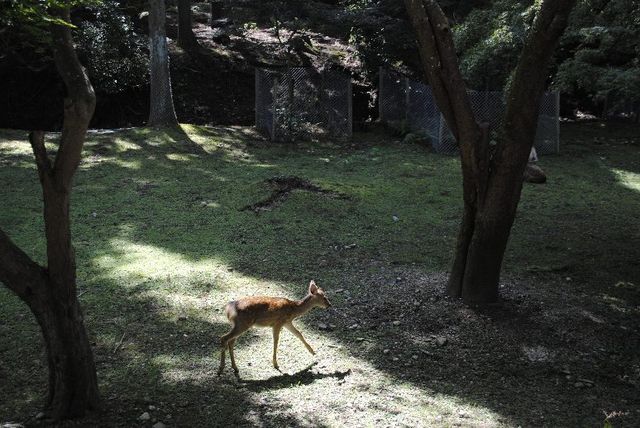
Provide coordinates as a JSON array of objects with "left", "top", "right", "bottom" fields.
[{"left": 0, "top": 122, "right": 639, "bottom": 427}]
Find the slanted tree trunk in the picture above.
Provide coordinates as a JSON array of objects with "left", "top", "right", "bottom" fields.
[
  {"left": 0, "top": 7, "right": 100, "bottom": 420},
  {"left": 149, "top": 0, "right": 178, "bottom": 127},
  {"left": 404, "top": 0, "right": 576, "bottom": 304},
  {"left": 177, "top": 0, "right": 198, "bottom": 50}
]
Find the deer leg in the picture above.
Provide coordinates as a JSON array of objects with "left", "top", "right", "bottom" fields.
[
  {"left": 285, "top": 322, "right": 315, "bottom": 355},
  {"left": 228, "top": 339, "right": 238, "bottom": 374},
  {"left": 218, "top": 323, "right": 249, "bottom": 375},
  {"left": 272, "top": 325, "right": 282, "bottom": 371}
]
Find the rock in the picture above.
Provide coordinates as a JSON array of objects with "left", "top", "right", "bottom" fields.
[
  {"left": 139, "top": 412, "right": 151, "bottom": 421},
  {"left": 574, "top": 382, "right": 585, "bottom": 388},
  {"left": 2, "top": 423, "right": 25, "bottom": 428},
  {"left": 412, "top": 355, "right": 419, "bottom": 360},
  {"left": 148, "top": 405, "right": 157, "bottom": 411},
  {"left": 35, "top": 412, "right": 45, "bottom": 420},
  {"left": 402, "top": 131, "right": 431, "bottom": 146},
  {"left": 392, "top": 320, "right": 401, "bottom": 326},
  {"left": 152, "top": 423, "right": 167, "bottom": 428},
  {"left": 212, "top": 33, "right": 231, "bottom": 45},
  {"left": 392, "top": 357, "right": 399, "bottom": 362},
  {"left": 383, "top": 349, "right": 390, "bottom": 354},
  {"left": 524, "top": 163, "right": 547, "bottom": 184},
  {"left": 436, "top": 337, "right": 448, "bottom": 347},
  {"left": 356, "top": 337, "right": 365, "bottom": 342},
  {"left": 318, "top": 323, "right": 329, "bottom": 330},
  {"left": 392, "top": 215, "right": 399, "bottom": 222}
]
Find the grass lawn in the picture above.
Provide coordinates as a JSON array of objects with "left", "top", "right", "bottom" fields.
[{"left": 1, "top": 122, "right": 639, "bottom": 427}]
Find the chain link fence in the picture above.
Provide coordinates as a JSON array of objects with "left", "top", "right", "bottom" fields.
[
  {"left": 255, "top": 67, "right": 352, "bottom": 142},
  {"left": 379, "top": 68, "right": 560, "bottom": 155}
]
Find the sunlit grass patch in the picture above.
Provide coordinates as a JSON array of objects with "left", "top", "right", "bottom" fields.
[{"left": 612, "top": 168, "right": 640, "bottom": 193}]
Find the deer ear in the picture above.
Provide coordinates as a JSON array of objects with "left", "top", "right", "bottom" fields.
[{"left": 309, "top": 280, "right": 318, "bottom": 294}]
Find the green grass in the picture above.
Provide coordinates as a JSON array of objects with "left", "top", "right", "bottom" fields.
[{"left": 0, "top": 122, "right": 639, "bottom": 427}]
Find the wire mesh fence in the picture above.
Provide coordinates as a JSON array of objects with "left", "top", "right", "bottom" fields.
[
  {"left": 379, "top": 68, "right": 560, "bottom": 155},
  {"left": 255, "top": 67, "right": 352, "bottom": 142}
]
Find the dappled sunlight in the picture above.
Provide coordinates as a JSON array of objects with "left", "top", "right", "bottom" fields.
[
  {"left": 165, "top": 153, "right": 199, "bottom": 162},
  {"left": 146, "top": 309, "right": 503, "bottom": 427},
  {"left": 612, "top": 168, "right": 640, "bottom": 193},
  {"left": 91, "top": 237, "right": 298, "bottom": 311},
  {"left": 87, "top": 235, "right": 504, "bottom": 426},
  {"left": 182, "top": 124, "right": 274, "bottom": 165},
  {"left": 93, "top": 238, "right": 226, "bottom": 283}
]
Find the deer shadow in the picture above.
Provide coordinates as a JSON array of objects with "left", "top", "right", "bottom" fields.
[{"left": 236, "top": 362, "right": 352, "bottom": 392}]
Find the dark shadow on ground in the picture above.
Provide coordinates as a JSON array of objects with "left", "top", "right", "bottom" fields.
[{"left": 238, "top": 362, "right": 352, "bottom": 392}]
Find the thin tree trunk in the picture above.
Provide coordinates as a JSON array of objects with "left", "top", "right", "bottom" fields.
[
  {"left": 177, "top": 0, "right": 198, "bottom": 49},
  {"left": 149, "top": 0, "right": 178, "bottom": 127}
]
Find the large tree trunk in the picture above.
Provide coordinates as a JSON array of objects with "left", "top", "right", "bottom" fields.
[
  {"left": 177, "top": 0, "right": 198, "bottom": 49},
  {"left": 405, "top": 0, "right": 576, "bottom": 304},
  {"left": 0, "top": 7, "right": 100, "bottom": 420},
  {"left": 149, "top": 0, "right": 178, "bottom": 127}
]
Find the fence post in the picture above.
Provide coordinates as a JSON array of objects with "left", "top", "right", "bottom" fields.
[
  {"left": 555, "top": 91, "right": 561, "bottom": 153},
  {"left": 378, "top": 66, "right": 384, "bottom": 123},
  {"left": 255, "top": 69, "right": 259, "bottom": 131},
  {"left": 272, "top": 76, "right": 279, "bottom": 141},
  {"left": 404, "top": 76, "right": 411, "bottom": 127},
  {"left": 347, "top": 77, "right": 353, "bottom": 138}
]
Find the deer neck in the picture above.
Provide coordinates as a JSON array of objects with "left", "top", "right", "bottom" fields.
[{"left": 292, "top": 294, "right": 315, "bottom": 318}]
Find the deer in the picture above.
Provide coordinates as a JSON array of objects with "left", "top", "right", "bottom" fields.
[{"left": 217, "top": 280, "right": 332, "bottom": 376}]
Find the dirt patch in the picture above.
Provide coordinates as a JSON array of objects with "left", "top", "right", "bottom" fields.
[{"left": 241, "top": 175, "right": 345, "bottom": 213}]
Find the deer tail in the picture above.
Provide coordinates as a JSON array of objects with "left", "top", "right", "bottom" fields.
[{"left": 224, "top": 301, "right": 238, "bottom": 321}]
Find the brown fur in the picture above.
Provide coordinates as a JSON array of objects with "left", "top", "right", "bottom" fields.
[{"left": 217, "top": 280, "right": 331, "bottom": 375}]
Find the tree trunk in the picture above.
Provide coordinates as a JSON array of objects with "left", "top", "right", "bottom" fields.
[
  {"left": 177, "top": 0, "right": 198, "bottom": 50},
  {"left": 0, "top": 6, "right": 100, "bottom": 420},
  {"left": 34, "top": 283, "right": 100, "bottom": 419},
  {"left": 149, "top": 0, "right": 178, "bottom": 127},
  {"left": 405, "top": 0, "right": 576, "bottom": 304}
]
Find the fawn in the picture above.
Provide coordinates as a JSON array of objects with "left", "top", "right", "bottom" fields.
[{"left": 217, "top": 280, "right": 331, "bottom": 375}]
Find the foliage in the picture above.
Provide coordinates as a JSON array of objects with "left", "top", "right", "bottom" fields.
[
  {"left": 448, "top": 0, "right": 640, "bottom": 113},
  {"left": 76, "top": 1, "right": 148, "bottom": 94},
  {"left": 0, "top": 0, "right": 147, "bottom": 95},
  {"left": 452, "top": 0, "right": 536, "bottom": 90},
  {"left": 553, "top": 0, "right": 640, "bottom": 114},
  {"left": 0, "top": 0, "right": 87, "bottom": 70}
]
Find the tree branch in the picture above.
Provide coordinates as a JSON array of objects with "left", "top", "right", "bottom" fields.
[
  {"left": 403, "top": 0, "right": 479, "bottom": 144},
  {"left": 405, "top": 0, "right": 489, "bottom": 206},
  {"left": 496, "top": 0, "right": 576, "bottom": 168},
  {"left": 48, "top": 7, "right": 96, "bottom": 190},
  {"left": 0, "top": 228, "right": 46, "bottom": 302},
  {"left": 29, "top": 131, "right": 52, "bottom": 183}
]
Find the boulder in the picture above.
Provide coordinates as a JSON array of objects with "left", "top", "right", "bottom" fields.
[{"left": 524, "top": 163, "right": 547, "bottom": 184}]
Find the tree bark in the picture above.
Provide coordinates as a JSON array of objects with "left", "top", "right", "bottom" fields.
[
  {"left": 177, "top": 0, "right": 198, "bottom": 50},
  {"left": 0, "top": 7, "right": 100, "bottom": 420},
  {"left": 149, "top": 0, "right": 178, "bottom": 127},
  {"left": 405, "top": 0, "right": 576, "bottom": 304}
]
